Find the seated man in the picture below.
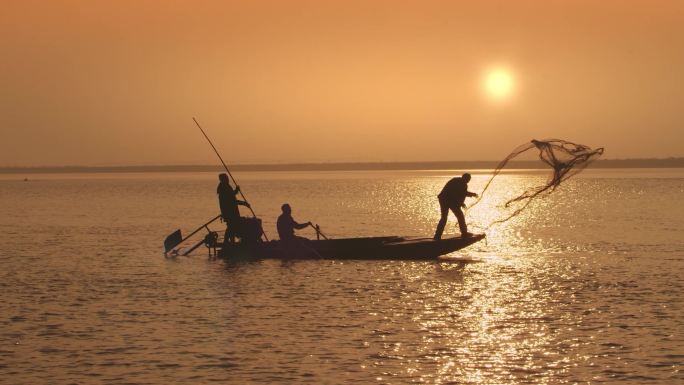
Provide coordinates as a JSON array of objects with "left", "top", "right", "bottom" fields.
[{"left": 276, "top": 203, "right": 312, "bottom": 242}]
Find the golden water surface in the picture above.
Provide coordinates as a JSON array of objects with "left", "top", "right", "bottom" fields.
[{"left": 1, "top": 169, "right": 682, "bottom": 383}]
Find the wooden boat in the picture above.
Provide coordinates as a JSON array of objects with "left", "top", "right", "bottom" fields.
[{"left": 216, "top": 234, "right": 485, "bottom": 260}]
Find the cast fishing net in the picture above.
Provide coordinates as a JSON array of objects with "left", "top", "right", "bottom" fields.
[{"left": 468, "top": 139, "right": 604, "bottom": 230}]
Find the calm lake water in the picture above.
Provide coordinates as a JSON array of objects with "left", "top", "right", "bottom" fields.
[{"left": 1, "top": 169, "right": 683, "bottom": 384}]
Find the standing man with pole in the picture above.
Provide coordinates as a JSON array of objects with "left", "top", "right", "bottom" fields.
[
  {"left": 217, "top": 173, "right": 250, "bottom": 243},
  {"left": 193, "top": 117, "right": 268, "bottom": 241}
]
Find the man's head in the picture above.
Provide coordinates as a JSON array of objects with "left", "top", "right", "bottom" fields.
[
  {"left": 218, "top": 173, "right": 230, "bottom": 184},
  {"left": 462, "top": 173, "right": 472, "bottom": 183},
  {"left": 281, "top": 203, "right": 291, "bottom": 215}
]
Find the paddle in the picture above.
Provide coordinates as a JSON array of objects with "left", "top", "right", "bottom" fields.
[
  {"left": 309, "top": 223, "right": 329, "bottom": 240},
  {"left": 302, "top": 223, "right": 328, "bottom": 258},
  {"left": 192, "top": 117, "right": 269, "bottom": 241},
  {"left": 164, "top": 214, "right": 221, "bottom": 256}
]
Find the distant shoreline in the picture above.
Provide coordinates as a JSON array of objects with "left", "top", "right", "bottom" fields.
[{"left": 1, "top": 158, "right": 683, "bottom": 174}]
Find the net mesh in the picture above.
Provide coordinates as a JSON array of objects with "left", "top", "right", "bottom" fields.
[{"left": 469, "top": 139, "right": 604, "bottom": 229}]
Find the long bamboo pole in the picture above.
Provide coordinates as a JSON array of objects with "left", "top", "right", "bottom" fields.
[{"left": 192, "top": 117, "right": 268, "bottom": 241}]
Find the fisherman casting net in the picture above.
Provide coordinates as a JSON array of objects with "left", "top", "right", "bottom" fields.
[{"left": 468, "top": 139, "right": 604, "bottom": 230}]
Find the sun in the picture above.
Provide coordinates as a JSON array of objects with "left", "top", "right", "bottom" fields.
[{"left": 483, "top": 67, "right": 515, "bottom": 101}]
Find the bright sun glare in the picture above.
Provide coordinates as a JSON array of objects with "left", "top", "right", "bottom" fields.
[{"left": 483, "top": 68, "right": 515, "bottom": 101}]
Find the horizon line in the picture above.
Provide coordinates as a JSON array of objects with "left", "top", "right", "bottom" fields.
[{"left": 1, "top": 157, "right": 684, "bottom": 174}]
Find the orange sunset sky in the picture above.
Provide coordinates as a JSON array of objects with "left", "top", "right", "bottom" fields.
[{"left": 1, "top": 1, "right": 683, "bottom": 166}]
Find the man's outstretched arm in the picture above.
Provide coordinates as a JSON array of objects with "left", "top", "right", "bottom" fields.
[{"left": 294, "top": 220, "right": 312, "bottom": 230}]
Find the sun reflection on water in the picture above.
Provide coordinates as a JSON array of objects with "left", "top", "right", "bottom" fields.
[
  {"left": 374, "top": 173, "right": 596, "bottom": 383},
  {"left": 386, "top": 254, "right": 589, "bottom": 384}
]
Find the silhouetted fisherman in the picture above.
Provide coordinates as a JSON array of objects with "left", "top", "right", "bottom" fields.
[
  {"left": 434, "top": 173, "right": 478, "bottom": 240},
  {"left": 277, "top": 204, "right": 312, "bottom": 242},
  {"left": 217, "top": 173, "right": 250, "bottom": 243}
]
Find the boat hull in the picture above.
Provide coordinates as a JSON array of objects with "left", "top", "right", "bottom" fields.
[{"left": 217, "top": 234, "right": 485, "bottom": 260}]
